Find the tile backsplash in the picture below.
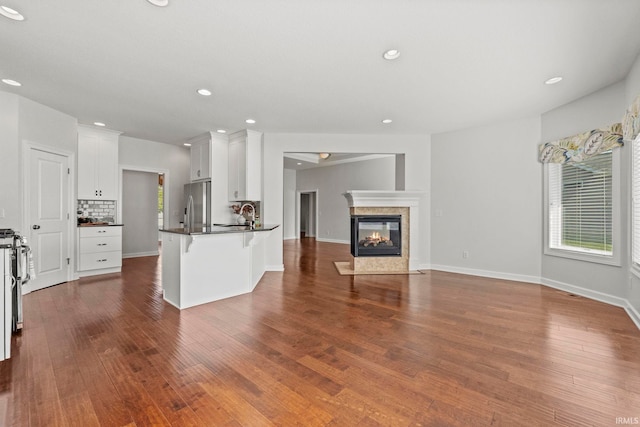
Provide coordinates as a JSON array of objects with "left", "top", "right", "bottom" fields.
[{"left": 77, "top": 200, "right": 116, "bottom": 223}]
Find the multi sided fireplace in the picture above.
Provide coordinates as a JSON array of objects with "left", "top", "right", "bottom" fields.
[{"left": 350, "top": 215, "right": 402, "bottom": 257}]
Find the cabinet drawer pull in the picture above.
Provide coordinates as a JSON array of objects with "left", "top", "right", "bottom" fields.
[
  {"left": 97, "top": 243, "right": 107, "bottom": 246},
  {"left": 97, "top": 259, "right": 108, "bottom": 262}
]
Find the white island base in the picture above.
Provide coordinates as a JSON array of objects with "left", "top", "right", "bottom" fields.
[{"left": 160, "top": 230, "right": 270, "bottom": 309}]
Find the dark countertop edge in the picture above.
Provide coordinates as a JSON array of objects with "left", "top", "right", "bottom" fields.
[
  {"left": 77, "top": 223, "right": 124, "bottom": 227},
  {"left": 160, "top": 224, "right": 279, "bottom": 236}
]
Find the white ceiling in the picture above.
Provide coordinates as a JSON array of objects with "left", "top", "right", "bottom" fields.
[{"left": 2, "top": 0, "right": 640, "bottom": 146}]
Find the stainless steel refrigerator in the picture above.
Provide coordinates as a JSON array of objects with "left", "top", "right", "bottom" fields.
[{"left": 184, "top": 180, "right": 211, "bottom": 228}]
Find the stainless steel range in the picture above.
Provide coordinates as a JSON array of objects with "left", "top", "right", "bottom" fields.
[{"left": 0, "top": 229, "right": 33, "bottom": 361}]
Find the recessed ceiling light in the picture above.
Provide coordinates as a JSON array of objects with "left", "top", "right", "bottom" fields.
[
  {"left": 297, "top": 162, "right": 302, "bottom": 166},
  {"left": 216, "top": 129, "right": 227, "bottom": 134},
  {"left": 183, "top": 143, "right": 191, "bottom": 147},
  {"left": 0, "top": 5, "right": 25, "bottom": 21},
  {"left": 197, "top": 88, "right": 212, "bottom": 96},
  {"left": 545, "top": 76, "right": 563, "bottom": 85},
  {"left": 245, "top": 119, "right": 256, "bottom": 124},
  {"left": 93, "top": 122, "right": 106, "bottom": 127},
  {"left": 2, "top": 78, "right": 21, "bottom": 87},
  {"left": 383, "top": 49, "right": 400, "bottom": 60},
  {"left": 319, "top": 153, "right": 331, "bottom": 159},
  {"left": 382, "top": 119, "right": 393, "bottom": 124},
  {"left": 146, "top": 0, "right": 169, "bottom": 6}
]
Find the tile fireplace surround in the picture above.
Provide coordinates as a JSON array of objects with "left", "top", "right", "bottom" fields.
[{"left": 343, "top": 191, "right": 423, "bottom": 273}]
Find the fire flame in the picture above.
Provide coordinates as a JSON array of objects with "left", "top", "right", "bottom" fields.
[{"left": 360, "top": 231, "right": 392, "bottom": 247}]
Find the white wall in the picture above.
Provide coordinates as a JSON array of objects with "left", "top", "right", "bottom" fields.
[
  {"left": 262, "top": 133, "right": 431, "bottom": 271},
  {"left": 0, "top": 93, "right": 77, "bottom": 234},
  {"left": 541, "top": 81, "right": 630, "bottom": 301},
  {"left": 0, "top": 92, "right": 77, "bottom": 275},
  {"left": 626, "top": 52, "right": 640, "bottom": 105},
  {"left": 119, "top": 136, "right": 190, "bottom": 228},
  {"left": 295, "top": 156, "right": 396, "bottom": 244},
  {"left": 395, "top": 154, "right": 406, "bottom": 190},
  {"left": 122, "top": 170, "right": 159, "bottom": 257},
  {"left": 0, "top": 92, "right": 20, "bottom": 230},
  {"left": 19, "top": 96, "right": 77, "bottom": 154},
  {"left": 282, "top": 168, "right": 296, "bottom": 239},
  {"left": 431, "top": 117, "right": 542, "bottom": 282}
]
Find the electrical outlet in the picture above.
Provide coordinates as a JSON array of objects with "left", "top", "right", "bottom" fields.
[
  {"left": 462, "top": 251, "right": 469, "bottom": 259},
  {"left": 435, "top": 209, "right": 443, "bottom": 217},
  {"left": 0, "top": 208, "right": 4, "bottom": 218}
]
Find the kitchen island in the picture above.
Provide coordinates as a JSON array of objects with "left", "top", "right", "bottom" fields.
[{"left": 160, "top": 224, "right": 279, "bottom": 309}]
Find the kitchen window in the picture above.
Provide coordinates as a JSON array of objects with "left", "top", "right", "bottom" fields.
[{"left": 544, "top": 149, "right": 621, "bottom": 265}]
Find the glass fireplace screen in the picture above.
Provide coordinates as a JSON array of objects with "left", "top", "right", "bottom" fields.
[{"left": 350, "top": 215, "right": 402, "bottom": 257}]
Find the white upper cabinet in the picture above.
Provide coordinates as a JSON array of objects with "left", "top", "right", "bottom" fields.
[
  {"left": 77, "top": 125, "right": 121, "bottom": 200},
  {"left": 228, "top": 130, "right": 262, "bottom": 201},
  {"left": 189, "top": 134, "right": 211, "bottom": 181}
]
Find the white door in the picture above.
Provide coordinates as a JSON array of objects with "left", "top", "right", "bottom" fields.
[{"left": 27, "top": 148, "right": 70, "bottom": 292}]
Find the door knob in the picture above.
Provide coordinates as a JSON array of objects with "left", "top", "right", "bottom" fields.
[{"left": 32, "top": 225, "right": 40, "bottom": 230}]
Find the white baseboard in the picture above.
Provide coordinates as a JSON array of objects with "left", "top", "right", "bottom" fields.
[
  {"left": 162, "top": 296, "right": 181, "bottom": 310},
  {"left": 316, "top": 238, "right": 349, "bottom": 245},
  {"left": 123, "top": 251, "right": 159, "bottom": 259},
  {"left": 78, "top": 267, "right": 121, "bottom": 278},
  {"left": 266, "top": 264, "right": 285, "bottom": 272},
  {"left": 428, "top": 265, "right": 639, "bottom": 331},
  {"left": 541, "top": 277, "right": 640, "bottom": 331},
  {"left": 626, "top": 303, "right": 640, "bottom": 330},
  {"left": 430, "top": 264, "right": 540, "bottom": 284},
  {"left": 540, "top": 277, "right": 628, "bottom": 308},
  {"left": 283, "top": 235, "right": 297, "bottom": 240}
]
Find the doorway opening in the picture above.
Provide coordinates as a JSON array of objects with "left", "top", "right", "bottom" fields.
[
  {"left": 158, "top": 174, "right": 164, "bottom": 236},
  {"left": 297, "top": 190, "right": 318, "bottom": 239},
  {"left": 120, "top": 166, "right": 169, "bottom": 259}
]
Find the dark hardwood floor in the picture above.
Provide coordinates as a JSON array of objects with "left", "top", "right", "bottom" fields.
[{"left": 1, "top": 238, "right": 639, "bottom": 426}]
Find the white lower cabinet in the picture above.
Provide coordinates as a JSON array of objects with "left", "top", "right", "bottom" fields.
[{"left": 78, "top": 226, "right": 122, "bottom": 276}]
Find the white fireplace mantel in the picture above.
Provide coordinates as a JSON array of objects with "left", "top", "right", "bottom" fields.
[
  {"left": 343, "top": 190, "right": 423, "bottom": 208},
  {"left": 343, "top": 190, "right": 424, "bottom": 271}
]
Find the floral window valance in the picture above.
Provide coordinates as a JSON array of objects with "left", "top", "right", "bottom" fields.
[
  {"left": 538, "top": 123, "right": 623, "bottom": 164},
  {"left": 623, "top": 94, "right": 640, "bottom": 142}
]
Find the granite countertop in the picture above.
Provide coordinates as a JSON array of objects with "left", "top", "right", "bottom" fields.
[
  {"left": 160, "top": 224, "right": 279, "bottom": 236},
  {"left": 78, "top": 223, "right": 124, "bottom": 227}
]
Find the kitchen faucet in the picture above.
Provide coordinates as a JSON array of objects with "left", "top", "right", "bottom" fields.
[{"left": 239, "top": 203, "right": 255, "bottom": 228}]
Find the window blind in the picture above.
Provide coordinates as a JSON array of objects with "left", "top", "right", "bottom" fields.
[
  {"left": 549, "top": 151, "right": 612, "bottom": 255},
  {"left": 633, "top": 137, "right": 640, "bottom": 266}
]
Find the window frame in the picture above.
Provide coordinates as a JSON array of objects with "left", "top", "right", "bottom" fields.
[
  {"left": 631, "top": 133, "right": 640, "bottom": 278},
  {"left": 543, "top": 148, "right": 621, "bottom": 266}
]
